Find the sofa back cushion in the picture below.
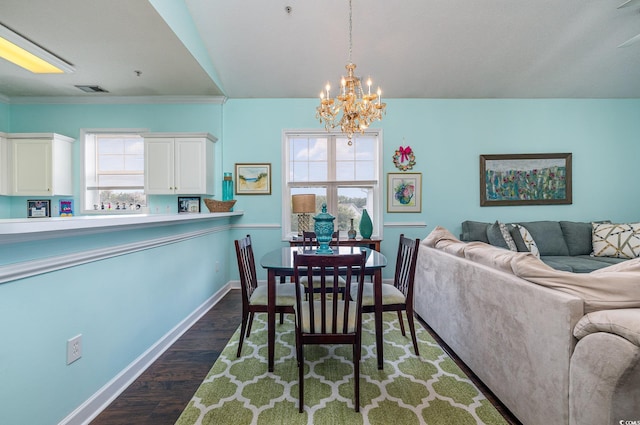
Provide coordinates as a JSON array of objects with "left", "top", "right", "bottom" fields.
[
  {"left": 560, "top": 220, "right": 611, "bottom": 256},
  {"left": 516, "top": 221, "right": 570, "bottom": 256},
  {"left": 460, "top": 220, "right": 490, "bottom": 243}
]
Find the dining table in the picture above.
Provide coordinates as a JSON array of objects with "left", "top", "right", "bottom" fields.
[{"left": 260, "top": 246, "right": 387, "bottom": 372}]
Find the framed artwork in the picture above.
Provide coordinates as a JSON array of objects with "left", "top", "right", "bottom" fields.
[
  {"left": 178, "top": 196, "right": 201, "bottom": 213},
  {"left": 27, "top": 200, "right": 51, "bottom": 218},
  {"left": 480, "top": 153, "right": 572, "bottom": 206},
  {"left": 235, "top": 163, "right": 272, "bottom": 195},
  {"left": 387, "top": 173, "right": 422, "bottom": 213},
  {"left": 59, "top": 199, "right": 74, "bottom": 217}
]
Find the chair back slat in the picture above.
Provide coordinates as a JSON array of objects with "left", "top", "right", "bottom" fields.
[
  {"left": 293, "top": 252, "right": 366, "bottom": 336},
  {"left": 235, "top": 235, "right": 258, "bottom": 301},
  {"left": 394, "top": 234, "right": 420, "bottom": 300}
]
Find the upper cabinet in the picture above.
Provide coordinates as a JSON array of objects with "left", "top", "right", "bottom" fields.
[
  {"left": 8, "top": 133, "right": 75, "bottom": 196},
  {"left": 0, "top": 133, "right": 7, "bottom": 195},
  {"left": 144, "top": 133, "right": 217, "bottom": 195}
]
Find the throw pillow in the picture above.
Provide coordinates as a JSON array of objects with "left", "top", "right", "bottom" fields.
[
  {"left": 499, "top": 222, "right": 517, "bottom": 251},
  {"left": 486, "top": 221, "right": 509, "bottom": 250},
  {"left": 592, "top": 222, "right": 640, "bottom": 259},
  {"left": 513, "top": 224, "right": 540, "bottom": 258}
]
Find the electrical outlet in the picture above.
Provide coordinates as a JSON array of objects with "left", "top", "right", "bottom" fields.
[{"left": 67, "top": 334, "right": 82, "bottom": 365}]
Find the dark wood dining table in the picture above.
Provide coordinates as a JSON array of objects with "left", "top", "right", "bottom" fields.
[{"left": 260, "top": 246, "right": 387, "bottom": 372}]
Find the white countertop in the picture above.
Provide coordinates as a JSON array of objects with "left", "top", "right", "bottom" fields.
[{"left": 0, "top": 211, "right": 243, "bottom": 243}]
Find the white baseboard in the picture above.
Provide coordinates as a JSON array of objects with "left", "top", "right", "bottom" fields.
[{"left": 58, "top": 283, "right": 234, "bottom": 425}]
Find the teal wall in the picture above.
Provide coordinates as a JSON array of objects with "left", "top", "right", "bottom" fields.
[
  {"left": 222, "top": 98, "right": 640, "bottom": 265},
  {"left": 0, "top": 97, "right": 639, "bottom": 424}
]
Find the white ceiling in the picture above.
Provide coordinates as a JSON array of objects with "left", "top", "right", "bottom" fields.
[{"left": 1, "top": 0, "right": 640, "bottom": 101}]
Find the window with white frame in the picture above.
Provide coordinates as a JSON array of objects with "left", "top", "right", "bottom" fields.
[
  {"left": 82, "top": 130, "right": 147, "bottom": 213},
  {"left": 282, "top": 130, "right": 382, "bottom": 239}
]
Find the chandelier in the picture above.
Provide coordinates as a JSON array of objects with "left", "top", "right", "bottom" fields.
[{"left": 315, "top": 0, "right": 386, "bottom": 145}]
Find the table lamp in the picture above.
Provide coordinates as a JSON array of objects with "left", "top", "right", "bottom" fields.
[{"left": 292, "top": 194, "right": 316, "bottom": 236}]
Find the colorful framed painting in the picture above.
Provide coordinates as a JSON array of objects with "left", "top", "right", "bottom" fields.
[
  {"left": 178, "top": 196, "right": 201, "bottom": 213},
  {"left": 27, "top": 200, "right": 51, "bottom": 218},
  {"left": 387, "top": 173, "right": 422, "bottom": 213},
  {"left": 235, "top": 163, "right": 272, "bottom": 195},
  {"left": 480, "top": 153, "right": 572, "bottom": 206}
]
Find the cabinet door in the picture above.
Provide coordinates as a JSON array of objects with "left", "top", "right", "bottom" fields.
[
  {"left": 0, "top": 136, "right": 7, "bottom": 195},
  {"left": 145, "top": 138, "right": 175, "bottom": 194},
  {"left": 11, "top": 139, "right": 52, "bottom": 195},
  {"left": 174, "top": 138, "right": 207, "bottom": 194}
]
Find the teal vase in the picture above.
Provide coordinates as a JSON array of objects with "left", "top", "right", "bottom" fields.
[{"left": 359, "top": 208, "right": 373, "bottom": 239}]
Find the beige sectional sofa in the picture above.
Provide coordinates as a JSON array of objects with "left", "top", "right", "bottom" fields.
[{"left": 414, "top": 226, "right": 640, "bottom": 425}]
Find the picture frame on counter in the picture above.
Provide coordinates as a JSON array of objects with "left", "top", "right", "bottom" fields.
[
  {"left": 178, "top": 196, "right": 201, "bottom": 213},
  {"left": 27, "top": 200, "right": 51, "bottom": 218}
]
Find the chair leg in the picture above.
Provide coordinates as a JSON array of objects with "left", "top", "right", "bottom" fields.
[
  {"left": 397, "top": 310, "right": 406, "bottom": 336},
  {"left": 298, "top": 342, "right": 304, "bottom": 413},
  {"left": 237, "top": 312, "right": 248, "bottom": 358},
  {"left": 406, "top": 309, "right": 420, "bottom": 356},
  {"left": 246, "top": 312, "right": 255, "bottom": 337},
  {"left": 280, "top": 312, "right": 284, "bottom": 324},
  {"left": 353, "top": 342, "right": 360, "bottom": 412}
]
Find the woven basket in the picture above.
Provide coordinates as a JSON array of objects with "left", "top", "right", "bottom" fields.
[{"left": 204, "top": 199, "right": 236, "bottom": 213}]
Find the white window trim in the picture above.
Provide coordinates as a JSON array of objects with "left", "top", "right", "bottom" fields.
[
  {"left": 79, "top": 128, "right": 149, "bottom": 214},
  {"left": 280, "top": 128, "right": 384, "bottom": 241}
]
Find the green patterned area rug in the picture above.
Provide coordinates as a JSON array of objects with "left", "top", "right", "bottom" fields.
[{"left": 175, "top": 312, "right": 508, "bottom": 425}]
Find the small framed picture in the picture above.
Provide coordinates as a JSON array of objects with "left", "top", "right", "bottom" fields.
[
  {"left": 178, "top": 196, "right": 201, "bottom": 213},
  {"left": 59, "top": 199, "right": 74, "bottom": 217},
  {"left": 235, "top": 163, "right": 272, "bottom": 195},
  {"left": 387, "top": 173, "right": 422, "bottom": 213},
  {"left": 27, "top": 200, "right": 51, "bottom": 218}
]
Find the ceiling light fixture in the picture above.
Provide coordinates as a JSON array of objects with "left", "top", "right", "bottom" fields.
[
  {"left": 0, "top": 23, "right": 74, "bottom": 74},
  {"left": 315, "top": 0, "right": 386, "bottom": 145}
]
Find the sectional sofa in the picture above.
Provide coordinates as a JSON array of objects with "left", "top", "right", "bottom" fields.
[{"left": 414, "top": 223, "right": 640, "bottom": 425}]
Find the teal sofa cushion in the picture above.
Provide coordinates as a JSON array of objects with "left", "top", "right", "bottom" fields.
[
  {"left": 461, "top": 220, "right": 490, "bottom": 243},
  {"left": 517, "top": 221, "right": 570, "bottom": 256}
]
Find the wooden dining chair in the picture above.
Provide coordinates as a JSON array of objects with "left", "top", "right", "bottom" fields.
[
  {"left": 292, "top": 251, "right": 367, "bottom": 413},
  {"left": 351, "top": 234, "right": 421, "bottom": 355},
  {"left": 234, "top": 235, "right": 301, "bottom": 358}
]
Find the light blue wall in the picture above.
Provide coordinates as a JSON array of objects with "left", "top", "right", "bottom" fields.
[
  {"left": 0, "top": 100, "right": 9, "bottom": 130},
  {"left": 223, "top": 98, "right": 640, "bottom": 271},
  {"left": 1, "top": 97, "right": 639, "bottom": 424}
]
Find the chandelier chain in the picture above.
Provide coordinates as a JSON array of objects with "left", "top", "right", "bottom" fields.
[{"left": 348, "top": 0, "right": 353, "bottom": 63}]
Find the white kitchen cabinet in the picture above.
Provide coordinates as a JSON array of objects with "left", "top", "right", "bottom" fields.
[
  {"left": 144, "top": 133, "right": 217, "bottom": 195},
  {"left": 0, "top": 133, "right": 7, "bottom": 195},
  {"left": 8, "top": 133, "right": 74, "bottom": 196}
]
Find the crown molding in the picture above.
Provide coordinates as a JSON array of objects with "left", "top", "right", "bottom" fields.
[{"left": 6, "top": 95, "right": 227, "bottom": 105}]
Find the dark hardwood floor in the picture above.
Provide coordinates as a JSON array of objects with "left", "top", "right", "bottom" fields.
[{"left": 90, "top": 289, "right": 520, "bottom": 425}]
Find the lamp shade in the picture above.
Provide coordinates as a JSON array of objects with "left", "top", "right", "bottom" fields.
[{"left": 292, "top": 194, "right": 316, "bottom": 213}]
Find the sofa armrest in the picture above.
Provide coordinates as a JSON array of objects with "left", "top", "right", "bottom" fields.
[
  {"left": 573, "top": 308, "right": 640, "bottom": 347},
  {"left": 570, "top": 313, "right": 640, "bottom": 425}
]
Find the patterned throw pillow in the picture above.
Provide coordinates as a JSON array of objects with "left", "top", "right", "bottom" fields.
[
  {"left": 513, "top": 224, "right": 540, "bottom": 258},
  {"left": 592, "top": 222, "right": 640, "bottom": 259},
  {"left": 499, "top": 222, "right": 517, "bottom": 251}
]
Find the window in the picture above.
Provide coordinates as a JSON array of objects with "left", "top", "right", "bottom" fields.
[
  {"left": 282, "top": 130, "right": 383, "bottom": 239},
  {"left": 81, "top": 130, "right": 147, "bottom": 213}
]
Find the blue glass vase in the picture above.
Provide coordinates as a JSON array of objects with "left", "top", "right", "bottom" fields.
[
  {"left": 313, "top": 203, "right": 335, "bottom": 254},
  {"left": 359, "top": 208, "right": 373, "bottom": 239}
]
